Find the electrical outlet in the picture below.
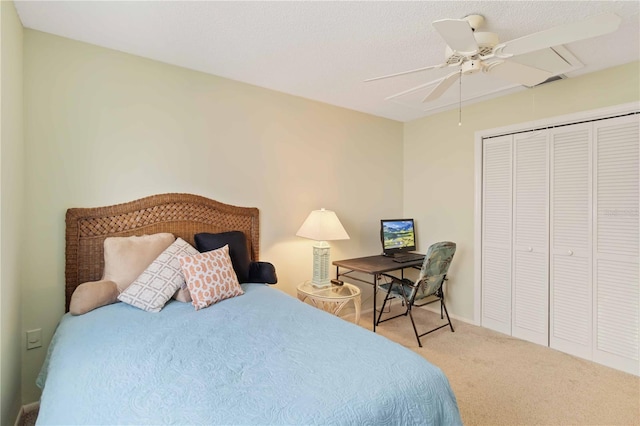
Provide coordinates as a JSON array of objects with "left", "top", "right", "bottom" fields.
[{"left": 26, "top": 329, "right": 42, "bottom": 350}]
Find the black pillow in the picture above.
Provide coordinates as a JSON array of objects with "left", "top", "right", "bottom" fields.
[{"left": 194, "top": 231, "right": 251, "bottom": 283}]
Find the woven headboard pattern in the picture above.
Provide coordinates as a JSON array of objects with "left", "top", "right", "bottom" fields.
[{"left": 65, "top": 193, "right": 259, "bottom": 312}]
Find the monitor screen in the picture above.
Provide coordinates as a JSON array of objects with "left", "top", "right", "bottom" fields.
[{"left": 380, "top": 219, "right": 416, "bottom": 255}]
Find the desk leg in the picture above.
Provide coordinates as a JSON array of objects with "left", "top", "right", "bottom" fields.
[
  {"left": 335, "top": 265, "right": 378, "bottom": 333},
  {"left": 373, "top": 273, "right": 377, "bottom": 332}
]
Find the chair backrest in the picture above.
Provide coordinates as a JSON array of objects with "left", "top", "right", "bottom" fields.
[{"left": 413, "top": 241, "right": 457, "bottom": 301}]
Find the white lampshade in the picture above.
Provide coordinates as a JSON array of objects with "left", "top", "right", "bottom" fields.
[
  {"left": 296, "top": 209, "right": 350, "bottom": 241},
  {"left": 297, "top": 209, "right": 349, "bottom": 288}
]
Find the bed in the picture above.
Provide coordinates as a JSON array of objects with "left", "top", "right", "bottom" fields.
[{"left": 36, "top": 193, "right": 462, "bottom": 425}]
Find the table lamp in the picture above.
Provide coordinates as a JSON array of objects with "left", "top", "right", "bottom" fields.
[{"left": 296, "top": 208, "right": 350, "bottom": 288}]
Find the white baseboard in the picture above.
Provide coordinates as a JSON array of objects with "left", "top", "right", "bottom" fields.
[{"left": 14, "top": 402, "right": 40, "bottom": 426}]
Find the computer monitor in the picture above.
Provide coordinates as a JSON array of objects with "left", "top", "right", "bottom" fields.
[{"left": 380, "top": 219, "right": 417, "bottom": 256}]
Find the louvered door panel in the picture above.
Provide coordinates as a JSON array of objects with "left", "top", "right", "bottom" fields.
[
  {"left": 512, "top": 132, "right": 549, "bottom": 345},
  {"left": 549, "top": 123, "right": 593, "bottom": 359},
  {"left": 482, "top": 135, "right": 512, "bottom": 334},
  {"left": 513, "top": 251, "right": 548, "bottom": 341},
  {"left": 592, "top": 115, "right": 639, "bottom": 375},
  {"left": 594, "top": 259, "right": 639, "bottom": 373},
  {"left": 552, "top": 255, "right": 590, "bottom": 344}
]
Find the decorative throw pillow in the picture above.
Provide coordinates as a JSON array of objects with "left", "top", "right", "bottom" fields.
[
  {"left": 172, "top": 287, "right": 192, "bottom": 303},
  {"left": 69, "top": 280, "right": 119, "bottom": 315},
  {"left": 118, "top": 238, "right": 199, "bottom": 312},
  {"left": 103, "top": 233, "right": 175, "bottom": 293},
  {"left": 194, "top": 231, "right": 251, "bottom": 283},
  {"left": 179, "top": 245, "right": 244, "bottom": 311}
]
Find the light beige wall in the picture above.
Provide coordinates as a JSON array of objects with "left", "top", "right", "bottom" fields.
[
  {"left": 1, "top": 1, "right": 24, "bottom": 424},
  {"left": 22, "top": 29, "right": 404, "bottom": 402},
  {"left": 404, "top": 61, "right": 640, "bottom": 322}
]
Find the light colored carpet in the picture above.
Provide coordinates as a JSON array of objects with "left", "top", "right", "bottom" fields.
[{"left": 364, "top": 303, "right": 640, "bottom": 425}]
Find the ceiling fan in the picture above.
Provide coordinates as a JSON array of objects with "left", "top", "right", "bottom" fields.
[{"left": 365, "top": 13, "right": 622, "bottom": 103}]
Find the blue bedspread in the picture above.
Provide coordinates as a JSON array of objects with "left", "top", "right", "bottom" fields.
[{"left": 37, "top": 284, "right": 461, "bottom": 425}]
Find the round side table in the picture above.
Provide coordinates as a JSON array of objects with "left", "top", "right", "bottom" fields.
[{"left": 297, "top": 282, "right": 361, "bottom": 325}]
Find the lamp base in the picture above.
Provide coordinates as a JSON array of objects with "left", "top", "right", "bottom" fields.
[
  {"left": 311, "top": 241, "right": 331, "bottom": 288},
  {"left": 311, "top": 281, "right": 331, "bottom": 289}
]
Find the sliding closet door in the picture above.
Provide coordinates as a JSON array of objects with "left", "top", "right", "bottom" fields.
[
  {"left": 549, "top": 123, "right": 593, "bottom": 359},
  {"left": 511, "top": 132, "right": 549, "bottom": 345},
  {"left": 592, "top": 115, "right": 639, "bottom": 375},
  {"left": 482, "top": 135, "right": 513, "bottom": 334}
]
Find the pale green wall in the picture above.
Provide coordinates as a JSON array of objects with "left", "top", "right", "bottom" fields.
[
  {"left": 21, "top": 29, "right": 404, "bottom": 402},
  {"left": 404, "top": 61, "right": 640, "bottom": 322},
  {"left": 1, "top": 1, "right": 24, "bottom": 424}
]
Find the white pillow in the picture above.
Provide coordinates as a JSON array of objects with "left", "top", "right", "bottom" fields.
[
  {"left": 172, "top": 287, "right": 192, "bottom": 303},
  {"left": 103, "top": 233, "right": 175, "bottom": 293},
  {"left": 118, "top": 238, "right": 199, "bottom": 312},
  {"left": 69, "top": 280, "right": 119, "bottom": 315}
]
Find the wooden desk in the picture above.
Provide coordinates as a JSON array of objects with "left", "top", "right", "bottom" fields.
[{"left": 333, "top": 255, "right": 423, "bottom": 332}]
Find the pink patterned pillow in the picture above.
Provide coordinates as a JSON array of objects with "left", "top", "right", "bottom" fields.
[{"left": 179, "top": 245, "right": 244, "bottom": 310}]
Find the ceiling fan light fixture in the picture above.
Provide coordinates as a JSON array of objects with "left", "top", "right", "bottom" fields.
[
  {"left": 366, "top": 13, "right": 622, "bottom": 104},
  {"left": 461, "top": 59, "right": 483, "bottom": 75},
  {"left": 445, "top": 31, "right": 498, "bottom": 62}
]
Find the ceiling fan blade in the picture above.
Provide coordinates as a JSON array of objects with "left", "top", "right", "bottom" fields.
[
  {"left": 432, "top": 19, "right": 479, "bottom": 54},
  {"left": 498, "top": 13, "right": 622, "bottom": 57},
  {"left": 385, "top": 80, "right": 442, "bottom": 100},
  {"left": 423, "top": 71, "right": 461, "bottom": 102},
  {"left": 485, "top": 60, "right": 553, "bottom": 87},
  {"left": 364, "top": 63, "right": 447, "bottom": 82}
]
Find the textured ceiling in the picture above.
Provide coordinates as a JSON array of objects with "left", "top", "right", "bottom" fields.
[{"left": 14, "top": 1, "right": 640, "bottom": 122}]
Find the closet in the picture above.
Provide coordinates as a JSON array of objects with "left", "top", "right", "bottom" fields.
[{"left": 480, "top": 111, "right": 639, "bottom": 375}]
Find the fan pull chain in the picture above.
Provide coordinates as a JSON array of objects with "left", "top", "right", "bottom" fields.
[{"left": 458, "top": 69, "right": 462, "bottom": 126}]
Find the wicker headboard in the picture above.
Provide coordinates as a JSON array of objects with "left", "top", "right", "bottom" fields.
[{"left": 65, "top": 193, "right": 259, "bottom": 312}]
